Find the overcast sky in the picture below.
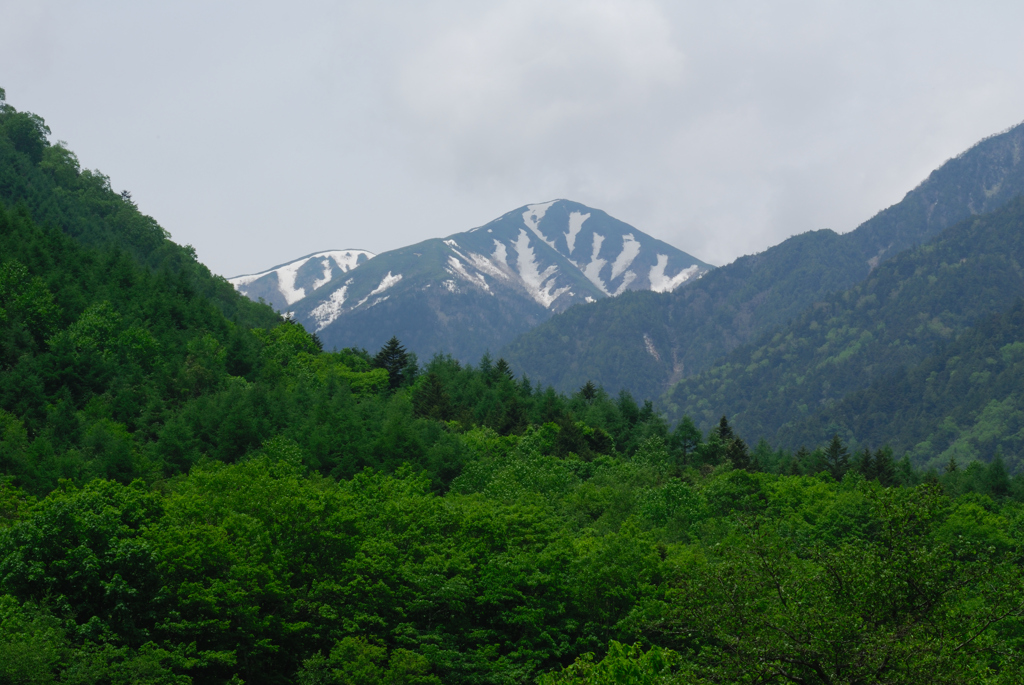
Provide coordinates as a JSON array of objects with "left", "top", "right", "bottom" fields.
[{"left": 3, "top": 1, "right": 1024, "bottom": 277}]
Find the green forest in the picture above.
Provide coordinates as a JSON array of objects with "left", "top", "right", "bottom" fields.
[
  {"left": 1, "top": 92, "right": 1023, "bottom": 684},
  {"left": 664, "top": 197, "right": 1024, "bottom": 471}
]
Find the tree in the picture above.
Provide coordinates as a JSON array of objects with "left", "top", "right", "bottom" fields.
[
  {"left": 373, "top": 336, "right": 412, "bottom": 390},
  {"left": 578, "top": 380, "right": 598, "bottom": 403},
  {"left": 874, "top": 447, "right": 897, "bottom": 487},
  {"left": 669, "top": 416, "right": 702, "bottom": 466},
  {"left": 493, "top": 358, "right": 514, "bottom": 382},
  {"left": 413, "top": 372, "right": 452, "bottom": 421},
  {"left": 715, "top": 416, "right": 734, "bottom": 442},
  {"left": 984, "top": 451, "right": 1011, "bottom": 499},
  {"left": 823, "top": 434, "right": 850, "bottom": 480},
  {"left": 665, "top": 485, "right": 1024, "bottom": 684}
]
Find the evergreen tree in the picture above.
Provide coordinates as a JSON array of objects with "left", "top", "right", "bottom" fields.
[
  {"left": 493, "top": 358, "right": 514, "bottom": 382},
  {"left": 412, "top": 372, "right": 452, "bottom": 421},
  {"left": 715, "top": 416, "right": 735, "bottom": 442},
  {"left": 726, "top": 436, "right": 752, "bottom": 471},
  {"left": 669, "top": 416, "right": 702, "bottom": 465},
  {"left": 373, "top": 336, "right": 411, "bottom": 390},
  {"left": 854, "top": 447, "right": 874, "bottom": 479},
  {"left": 823, "top": 435, "right": 850, "bottom": 481},
  {"left": 985, "top": 451, "right": 1011, "bottom": 498},
  {"left": 874, "top": 447, "right": 897, "bottom": 487},
  {"left": 578, "top": 381, "right": 598, "bottom": 402}
]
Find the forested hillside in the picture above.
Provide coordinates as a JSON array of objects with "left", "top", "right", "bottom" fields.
[
  {"left": 784, "top": 298, "right": 1024, "bottom": 473},
  {"left": 2, "top": 91, "right": 1023, "bottom": 684},
  {"left": 504, "top": 121, "right": 1024, "bottom": 401},
  {"left": 664, "top": 198, "right": 1024, "bottom": 467}
]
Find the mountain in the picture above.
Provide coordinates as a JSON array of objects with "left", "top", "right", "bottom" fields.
[
  {"left": 790, "top": 297, "right": 1024, "bottom": 474},
  {"left": 242, "top": 200, "right": 712, "bottom": 360},
  {"left": 0, "top": 90, "right": 278, "bottom": 333},
  {"left": 228, "top": 249, "right": 374, "bottom": 314},
  {"left": 503, "top": 120, "right": 1024, "bottom": 401},
  {"left": 664, "top": 196, "right": 1024, "bottom": 456}
]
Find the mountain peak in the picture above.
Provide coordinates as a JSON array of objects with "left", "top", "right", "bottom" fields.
[{"left": 231, "top": 201, "right": 712, "bottom": 360}]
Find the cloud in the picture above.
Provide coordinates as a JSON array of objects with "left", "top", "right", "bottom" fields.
[
  {"left": 394, "top": 0, "right": 683, "bottom": 182},
  {"left": 3, "top": 1, "right": 1024, "bottom": 275}
]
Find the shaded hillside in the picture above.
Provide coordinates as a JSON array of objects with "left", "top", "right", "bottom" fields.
[
  {"left": 785, "top": 298, "right": 1024, "bottom": 473},
  {"left": 504, "top": 120, "right": 1024, "bottom": 401},
  {"left": 665, "top": 197, "right": 1024, "bottom": 453}
]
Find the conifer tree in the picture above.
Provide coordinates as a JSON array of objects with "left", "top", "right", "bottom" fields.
[
  {"left": 373, "top": 336, "right": 410, "bottom": 389},
  {"left": 669, "top": 416, "right": 702, "bottom": 465},
  {"left": 855, "top": 447, "right": 874, "bottom": 479},
  {"left": 578, "top": 380, "right": 598, "bottom": 402},
  {"left": 493, "top": 358, "right": 514, "bottom": 382},
  {"left": 412, "top": 372, "right": 452, "bottom": 421},
  {"left": 716, "top": 416, "right": 735, "bottom": 442},
  {"left": 874, "top": 447, "right": 897, "bottom": 487},
  {"left": 985, "top": 451, "right": 1010, "bottom": 498},
  {"left": 823, "top": 434, "right": 850, "bottom": 481}
]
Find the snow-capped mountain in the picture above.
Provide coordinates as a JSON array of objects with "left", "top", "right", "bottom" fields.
[
  {"left": 232, "top": 200, "right": 712, "bottom": 361},
  {"left": 228, "top": 249, "right": 373, "bottom": 314}
]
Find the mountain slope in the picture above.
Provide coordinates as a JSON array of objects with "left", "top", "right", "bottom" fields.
[
  {"left": 664, "top": 197, "right": 1024, "bottom": 450},
  {"left": 0, "top": 92, "right": 278, "bottom": 332},
  {"left": 503, "top": 121, "right": 1024, "bottom": 401},
  {"left": 276, "top": 200, "right": 712, "bottom": 360},
  {"left": 228, "top": 249, "right": 373, "bottom": 313},
  {"left": 787, "top": 298, "right": 1024, "bottom": 473}
]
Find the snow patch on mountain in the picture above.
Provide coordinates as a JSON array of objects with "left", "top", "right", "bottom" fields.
[
  {"left": 355, "top": 271, "right": 402, "bottom": 308},
  {"left": 466, "top": 249, "right": 510, "bottom": 281},
  {"left": 370, "top": 271, "right": 402, "bottom": 296},
  {"left": 610, "top": 234, "right": 641, "bottom": 281},
  {"left": 228, "top": 249, "right": 374, "bottom": 306},
  {"left": 523, "top": 201, "right": 557, "bottom": 250},
  {"left": 582, "top": 233, "right": 610, "bottom": 295},
  {"left": 311, "top": 286, "right": 349, "bottom": 330},
  {"left": 649, "top": 257, "right": 700, "bottom": 293},
  {"left": 312, "top": 258, "right": 333, "bottom": 290},
  {"left": 492, "top": 240, "right": 509, "bottom": 267},
  {"left": 643, "top": 333, "right": 661, "bottom": 361},
  {"left": 447, "top": 256, "right": 492, "bottom": 293},
  {"left": 273, "top": 260, "right": 308, "bottom": 305},
  {"left": 613, "top": 271, "right": 637, "bottom": 296},
  {"left": 513, "top": 229, "right": 569, "bottom": 308},
  {"left": 565, "top": 211, "right": 589, "bottom": 254}
]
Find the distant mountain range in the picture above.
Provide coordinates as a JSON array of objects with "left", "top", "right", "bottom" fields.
[
  {"left": 228, "top": 200, "right": 712, "bottom": 360},
  {"left": 223, "top": 119, "right": 1024, "bottom": 476},
  {"left": 503, "top": 120, "right": 1024, "bottom": 403}
]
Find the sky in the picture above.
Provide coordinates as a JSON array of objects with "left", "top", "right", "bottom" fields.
[{"left": 3, "top": 1, "right": 1024, "bottom": 278}]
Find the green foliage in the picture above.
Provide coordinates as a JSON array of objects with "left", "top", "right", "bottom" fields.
[
  {"left": 666, "top": 198, "right": 1024, "bottom": 474},
  {"left": 662, "top": 484, "right": 1024, "bottom": 684},
  {"left": 537, "top": 641, "right": 690, "bottom": 684}
]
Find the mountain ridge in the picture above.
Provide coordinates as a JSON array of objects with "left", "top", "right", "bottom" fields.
[
  {"left": 232, "top": 199, "right": 713, "bottom": 360},
  {"left": 503, "top": 120, "right": 1024, "bottom": 402}
]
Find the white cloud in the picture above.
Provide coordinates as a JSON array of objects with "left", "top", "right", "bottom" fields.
[{"left": 2, "top": 1, "right": 1024, "bottom": 276}]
